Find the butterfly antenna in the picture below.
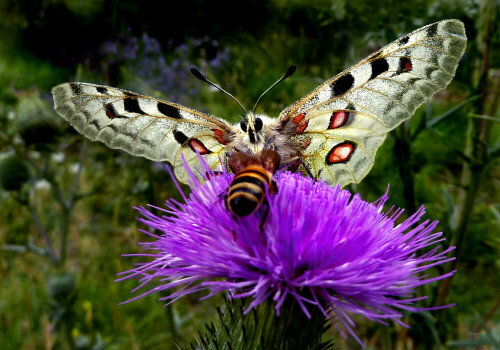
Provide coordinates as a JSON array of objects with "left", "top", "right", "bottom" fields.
[
  {"left": 252, "top": 65, "right": 297, "bottom": 114},
  {"left": 190, "top": 68, "right": 248, "bottom": 114}
]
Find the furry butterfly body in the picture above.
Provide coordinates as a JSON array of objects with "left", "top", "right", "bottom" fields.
[{"left": 52, "top": 20, "right": 466, "bottom": 187}]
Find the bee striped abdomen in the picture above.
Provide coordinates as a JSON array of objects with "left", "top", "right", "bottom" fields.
[{"left": 228, "top": 165, "right": 271, "bottom": 217}]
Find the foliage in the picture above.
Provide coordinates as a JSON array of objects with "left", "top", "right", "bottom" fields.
[{"left": 0, "top": 0, "right": 499, "bottom": 349}]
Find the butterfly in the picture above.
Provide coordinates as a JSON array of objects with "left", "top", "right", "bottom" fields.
[{"left": 52, "top": 19, "right": 466, "bottom": 188}]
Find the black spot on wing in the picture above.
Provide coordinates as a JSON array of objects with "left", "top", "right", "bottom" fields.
[
  {"left": 330, "top": 73, "right": 354, "bottom": 97},
  {"left": 399, "top": 36, "right": 410, "bottom": 45},
  {"left": 96, "top": 86, "right": 108, "bottom": 94},
  {"left": 398, "top": 57, "right": 413, "bottom": 73},
  {"left": 90, "top": 118, "right": 101, "bottom": 130},
  {"left": 173, "top": 130, "right": 188, "bottom": 145},
  {"left": 124, "top": 98, "right": 145, "bottom": 114},
  {"left": 426, "top": 23, "right": 439, "bottom": 37},
  {"left": 105, "top": 103, "right": 118, "bottom": 119},
  {"left": 157, "top": 103, "right": 183, "bottom": 119},
  {"left": 370, "top": 58, "right": 389, "bottom": 79},
  {"left": 69, "top": 83, "right": 82, "bottom": 95}
]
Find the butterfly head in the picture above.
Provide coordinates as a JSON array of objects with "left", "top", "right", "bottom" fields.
[{"left": 238, "top": 113, "right": 270, "bottom": 153}]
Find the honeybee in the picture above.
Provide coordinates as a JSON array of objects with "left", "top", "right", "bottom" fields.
[{"left": 226, "top": 149, "right": 280, "bottom": 218}]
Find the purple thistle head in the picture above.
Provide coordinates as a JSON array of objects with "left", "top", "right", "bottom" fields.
[{"left": 118, "top": 159, "right": 455, "bottom": 344}]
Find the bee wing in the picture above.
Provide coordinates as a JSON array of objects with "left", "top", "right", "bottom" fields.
[
  {"left": 279, "top": 19, "right": 466, "bottom": 186},
  {"left": 52, "top": 82, "right": 235, "bottom": 184}
]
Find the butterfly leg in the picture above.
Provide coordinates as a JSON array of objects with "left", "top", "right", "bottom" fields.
[
  {"left": 223, "top": 151, "right": 230, "bottom": 172},
  {"left": 278, "top": 156, "right": 315, "bottom": 179},
  {"left": 316, "top": 169, "right": 322, "bottom": 181}
]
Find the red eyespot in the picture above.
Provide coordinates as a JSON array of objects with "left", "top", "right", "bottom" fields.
[
  {"left": 292, "top": 113, "right": 305, "bottom": 124},
  {"left": 326, "top": 142, "right": 355, "bottom": 164},
  {"left": 212, "top": 129, "right": 230, "bottom": 145},
  {"left": 405, "top": 61, "right": 412, "bottom": 71},
  {"left": 292, "top": 113, "right": 308, "bottom": 133},
  {"left": 189, "top": 139, "right": 211, "bottom": 155},
  {"left": 329, "top": 111, "right": 349, "bottom": 129}
]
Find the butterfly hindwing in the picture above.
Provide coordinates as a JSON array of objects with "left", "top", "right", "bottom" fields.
[
  {"left": 52, "top": 82, "right": 234, "bottom": 183},
  {"left": 279, "top": 19, "right": 467, "bottom": 186}
]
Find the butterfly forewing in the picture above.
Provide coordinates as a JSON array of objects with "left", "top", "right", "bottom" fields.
[
  {"left": 52, "top": 20, "right": 466, "bottom": 190},
  {"left": 279, "top": 19, "right": 467, "bottom": 187},
  {"left": 52, "top": 82, "right": 234, "bottom": 182}
]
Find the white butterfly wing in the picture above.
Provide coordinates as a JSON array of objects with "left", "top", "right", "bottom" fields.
[
  {"left": 279, "top": 19, "right": 467, "bottom": 186},
  {"left": 52, "top": 83, "right": 235, "bottom": 184}
]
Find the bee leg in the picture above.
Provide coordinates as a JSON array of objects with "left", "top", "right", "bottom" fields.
[
  {"left": 270, "top": 180, "right": 278, "bottom": 195},
  {"left": 224, "top": 193, "right": 237, "bottom": 219}
]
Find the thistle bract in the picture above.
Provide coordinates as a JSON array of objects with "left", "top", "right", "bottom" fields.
[{"left": 118, "top": 161, "right": 455, "bottom": 343}]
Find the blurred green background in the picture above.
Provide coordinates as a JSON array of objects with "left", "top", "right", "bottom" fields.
[{"left": 0, "top": 0, "right": 499, "bottom": 349}]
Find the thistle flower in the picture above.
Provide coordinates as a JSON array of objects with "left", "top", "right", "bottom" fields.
[{"left": 118, "top": 160, "right": 455, "bottom": 344}]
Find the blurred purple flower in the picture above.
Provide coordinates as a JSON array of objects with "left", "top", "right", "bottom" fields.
[
  {"left": 101, "top": 40, "right": 119, "bottom": 56},
  {"left": 98, "top": 34, "right": 230, "bottom": 105},
  {"left": 141, "top": 33, "right": 162, "bottom": 54},
  {"left": 118, "top": 161, "right": 455, "bottom": 344},
  {"left": 122, "top": 37, "right": 139, "bottom": 60}
]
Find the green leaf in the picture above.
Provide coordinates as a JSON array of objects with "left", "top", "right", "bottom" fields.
[
  {"left": 427, "top": 95, "right": 480, "bottom": 129},
  {"left": 470, "top": 113, "right": 500, "bottom": 122}
]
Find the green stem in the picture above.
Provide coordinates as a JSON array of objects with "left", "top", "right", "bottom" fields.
[
  {"left": 30, "top": 201, "right": 59, "bottom": 264},
  {"left": 64, "top": 323, "right": 77, "bottom": 350},
  {"left": 59, "top": 141, "right": 87, "bottom": 265},
  {"left": 264, "top": 298, "right": 327, "bottom": 350}
]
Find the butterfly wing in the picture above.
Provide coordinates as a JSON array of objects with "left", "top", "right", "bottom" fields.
[
  {"left": 52, "top": 83, "right": 235, "bottom": 184},
  {"left": 279, "top": 19, "right": 467, "bottom": 186}
]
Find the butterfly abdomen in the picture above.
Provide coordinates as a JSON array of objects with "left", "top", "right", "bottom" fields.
[{"left": 227, "top": 165, "right": 271, "bottom": 217}]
